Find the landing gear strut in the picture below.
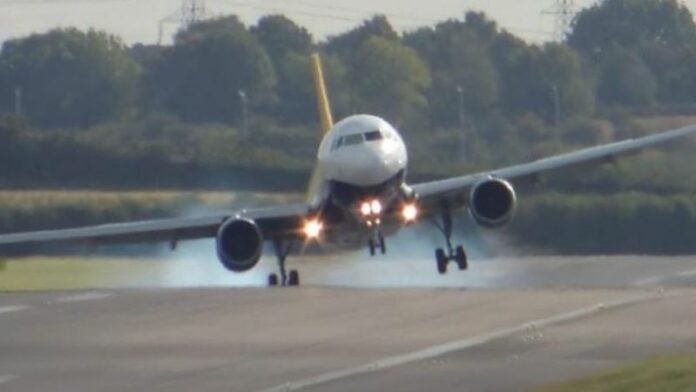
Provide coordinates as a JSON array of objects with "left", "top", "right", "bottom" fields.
[
  {"left": 367, "top": 230, "right": 387, "bottom": 256},
  {"left": 268, "top": 239, "right": 300, "bottom": 287},
  {"left": 433, "top": 204, "right": 468, "bottom": 274},
  {"left": 368, "top": 230, "right": 386, "bottom": 256}
]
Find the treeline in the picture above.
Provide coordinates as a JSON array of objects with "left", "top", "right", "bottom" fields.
[
  {"left": 1, "top": 0, "right": 696, "bottom": 191},
  {"left": 511, "top": 193, "right": 696, "bottom": 254}
]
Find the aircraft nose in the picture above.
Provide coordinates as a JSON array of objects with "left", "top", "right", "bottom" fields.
[{"left": 346, "top": 147, "right": 394, "bottom": 185}]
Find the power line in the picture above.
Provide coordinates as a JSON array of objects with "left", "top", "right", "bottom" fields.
[
  {"left": 212, "top": 0, "right": 553, "bottom": 38},
  {"left": 159, "top": 0, "right": 214, "bottom": 44},
  {"left": 542, "top": 0, "right": 576, "bottom": 41}
]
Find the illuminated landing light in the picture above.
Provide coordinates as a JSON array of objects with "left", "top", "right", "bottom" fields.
[
  {"left": 361, "top": 202, "right": 372, "bottom": 216},
  {"left": 402, "top": 204, "right": 419, "bottom": 223},
  {"left": 304, "top": 219, "right": 323, "bottom": 239},
  {"left": 371, "top": 200, "right": 383, "bottom": 215}
]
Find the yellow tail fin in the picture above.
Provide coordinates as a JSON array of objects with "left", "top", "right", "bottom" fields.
[
  {"left": 311, "top": 53, "right": 334, "bottom": 134},
  {"left": 306, "top": 53, "right": 334, "bottom": 203}
]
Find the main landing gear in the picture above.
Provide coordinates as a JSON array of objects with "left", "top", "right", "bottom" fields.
[
  {"left": 268, "top": 239, "right": 300, "bottom": 287},
  {"left": 433, "top": 206, "right": 468, "bottom": 274}
]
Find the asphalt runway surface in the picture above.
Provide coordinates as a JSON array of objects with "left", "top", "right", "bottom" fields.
[{"left": 1, "top": 255, "right": 696, "bottom": 391}]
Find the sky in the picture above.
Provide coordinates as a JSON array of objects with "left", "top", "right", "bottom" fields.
[{"left": 0, "top": 0, "right": 695, "bottom": 45}]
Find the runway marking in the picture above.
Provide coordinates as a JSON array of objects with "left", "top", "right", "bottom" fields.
[
  {"left": 56, "top": 292, "right": 112, "bottom": 303},
  {"left": 257, "top": 293, "right": 669, "bottom": 392},
  {"left": 634, "top": 276, "right": 661, "bottom": 286},
  {"left": 677, "top": 269, "right": 696, "bottom": 277},
  {"left": 0, "top": 305, "right": 29, "bottom": 316},
  {"left": 635, "top": 268, "right": 696, "bottom": 286},
  {"left": 0, "top": 375, "right": 16, "bottom": 384}
]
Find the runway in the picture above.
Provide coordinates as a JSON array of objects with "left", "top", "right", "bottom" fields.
[{"left": 1, "top": 255, "right": 695, "bottom": 391}]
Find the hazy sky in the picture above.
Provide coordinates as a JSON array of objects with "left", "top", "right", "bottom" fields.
[{"left": 0, "top": 0, "right": 695, "bottom": 45}]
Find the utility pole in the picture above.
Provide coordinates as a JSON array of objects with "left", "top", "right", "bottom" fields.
[
  {"left": 238, "top": 90, "right": 248, "bottom": 137},
  {"left": 456, "top": 85, "right": 467, "bottom": 162},
  {"left": 14, "top": 86, "right": 22, "bottom": 117},
  {"left": 159, "top": 0, "right": 211, "bottom": 44},
  {"left": 547, "top": 82, "right": 561, "bottom": 126},
  {"left": 542, "top": 0, "right": 576, "bottom": 41}
]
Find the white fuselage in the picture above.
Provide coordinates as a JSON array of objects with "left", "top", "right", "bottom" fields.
[
  {"left": 317, "top": 114, "right": 408, "bottom": 188},
  {"left": 311, "top": 115, "right": 410, "bottom": 248}
]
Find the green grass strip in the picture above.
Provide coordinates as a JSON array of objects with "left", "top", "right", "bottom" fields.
[{"left": 539, "top": 354, "right": 696, "bottom": 392}]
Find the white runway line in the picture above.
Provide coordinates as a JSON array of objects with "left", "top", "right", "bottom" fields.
[
  {"left": 56, "top": 292, "right": 112, "bottom": 303},
  {"left": 0, "top": 305, "right": 29, "bottom": 316},
  {"left": 257, "top": 293, "right": 672, "bottom": 392},
  {"left": 677, "top": 269, "right": 696, "bottom": 277},
  {"left": 634, "top": 276, "right": 661, "bottom": 286},
  {"left": 635, "top": 268, "right": 696, "bottom": 286}
]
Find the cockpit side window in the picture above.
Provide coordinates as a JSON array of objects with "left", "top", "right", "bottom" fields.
[
  {"left": 364, "top": 130, "right": 383, "bottom": 141},
  {"left": 331, "top": 136, "right": 344, "bottom": 151}
]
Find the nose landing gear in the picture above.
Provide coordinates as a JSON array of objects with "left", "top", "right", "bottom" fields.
[
  {"left": 368, "top": 230, "right": 386, "bottom": 256},
  {"left": 433, "top": 205, "right": 468, "bottom": 274}
]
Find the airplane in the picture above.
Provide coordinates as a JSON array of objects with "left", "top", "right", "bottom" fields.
[{"left": 1, "top": 53, "right": 696, "bottom": 287}]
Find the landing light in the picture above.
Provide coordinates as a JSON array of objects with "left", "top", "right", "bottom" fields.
[
  {"left": 361, "top": 202, "right": 372, "bottom": 216},
  {"left": 303, "top": 219, "right": 323, "bottom": 239},
  {"left": 371, "top": 200, "right": 383, "bottom": 215},
  {"left": 402, "top": 204, "right": 419, "bottom": 222}
]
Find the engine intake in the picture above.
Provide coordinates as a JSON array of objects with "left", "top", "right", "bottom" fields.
[
  {"left": 216, "top": 218, "right": 263, "bottom": 272},
  {"left": 469, "top": 178, "right": 517, "bottom": 228}
]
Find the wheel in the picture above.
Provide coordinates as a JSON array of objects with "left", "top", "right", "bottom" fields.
[
  {"left": 435, "top": 248, "right": 448, "bottom": 274},
  {"left": 379, "top": 235, "right": 386, "bottom": 255},
  {"left": 455, "top": 246, "right": 468, "bottom": 270},
  {"left": 288, "top": 270, "right": 300, "bottom": 286},
  {"left": 368, "top": 239, "right": 376, "bottom": 256},
  {"left": 268, "top": 273, "right": 279, "bottom": 287}
]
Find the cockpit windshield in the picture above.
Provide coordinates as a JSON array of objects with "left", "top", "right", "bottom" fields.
[
  {"left": 332, "top": 131, "right": 385, "bottom": 151},
  {"left": 343, "top": 133, "right": 364, "bottom": 146},
  {"left": 364, "top": 131, "right": 383, "bottom": 141}
]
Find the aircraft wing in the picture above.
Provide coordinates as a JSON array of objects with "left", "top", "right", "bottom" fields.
[
  {"left": 0, "top": 203, "right": 311, "bottom": 248},
  {"left": 411, "top": 124, "right": 696, "bottom": 208}
]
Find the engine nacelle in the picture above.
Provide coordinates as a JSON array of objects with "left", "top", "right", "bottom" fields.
[
  {"left": 216, "top": 218, "right": 263, "bottom": 272},
  {"left": 469, "top": 178, "right": 517, "bottom": 228}
]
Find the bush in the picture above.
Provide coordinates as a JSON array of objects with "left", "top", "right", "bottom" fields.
[{"left": 511, "top": 192, "right": 696, "bottom": 254}]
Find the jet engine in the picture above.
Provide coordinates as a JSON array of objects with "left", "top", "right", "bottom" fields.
[
  {"left": 469, "top": 178, "right": 517, "bottom": 228},
  {"left": 216, "top": 218, "right": 263, "bottom": 272}
]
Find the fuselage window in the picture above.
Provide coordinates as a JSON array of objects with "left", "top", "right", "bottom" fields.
[{"left": 364, "top": 130, "right": 383, "bottom": 141}]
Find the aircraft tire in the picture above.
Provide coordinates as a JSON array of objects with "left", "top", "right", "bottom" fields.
[
  {"left": 435, "top": 248, "right": 447, "bottom": 274},
  {"left": 455, "top": 246, "right": 468, "bottom": 270},
  {"left": 379, "top": 235, "right": 386, "bottom": 255},
  {"left": 268, "top": 273, "right": 279, "bottom": 287},
  {"left": 288, "top": 270, "right": 300, "bottom": 286},
  {"left": 369, "top": 239, "right": 376, "bottom": 256}
]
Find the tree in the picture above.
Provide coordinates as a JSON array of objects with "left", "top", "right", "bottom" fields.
[
  {"left": 0, "top": 28, "right": 139, "bottom": 128},
  {"left": 569, "top": 0, "right": 696, "bottom": 58},
  {"left": 252, "top": 15, "right": 316, "bottom": 124},
  {"left": 325, "top": 15, "right": 399, "bottom": 56},
  {"left": 252, "top": 15, "right": 314, "bottom": 63},
  {"left": 568, "top": 0, "right": 696, "bottom": 104},
  {"left": 405, "top": 15, "right": 499, "bottom": 127},
  {"left": 349, "top": 36, "right": 431, "bottom": 125},
  {"left": 596, "top": 44, "right": 658, "bottom": 107},
  {"left": 538, "top": 43, "right": 595, "bottom": 119},
  {"left": 492, "top": 37, "right": 594, "bottom": 121},
  {"left": 145, "top": 16, "right": 276, "bottom": 124}
]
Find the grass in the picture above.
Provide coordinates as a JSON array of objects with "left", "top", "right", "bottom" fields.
[
  {"left": 0, "top": 256, "right": 171, "bottom": 291},
  {"left": 0, "top": 190, "right": 302, "bottom": 208},
  {"left": 538, "top": 354, "right": 696, "bottom": 392}
]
